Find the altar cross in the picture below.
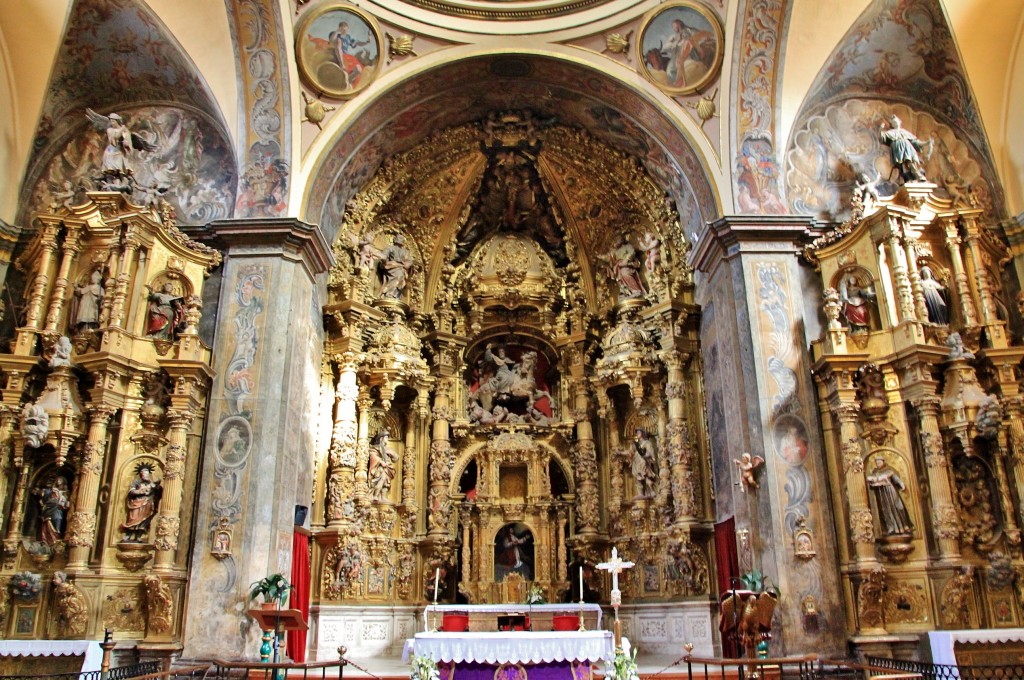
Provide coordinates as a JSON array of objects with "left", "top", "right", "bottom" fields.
[{"left": 596, "top": 547, "right": 634, "bottom": 600}]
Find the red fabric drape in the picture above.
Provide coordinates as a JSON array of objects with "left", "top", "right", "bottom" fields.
[
  {"left": 287, "top": 530, "right": 311, "bottom": 662},
  {"left": 714, "top": 517, "right": 740, "bottom": 658}
]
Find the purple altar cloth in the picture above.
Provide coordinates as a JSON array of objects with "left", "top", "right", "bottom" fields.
[{"left": 439, "top": 660, "right": 592, "bottom": 680}]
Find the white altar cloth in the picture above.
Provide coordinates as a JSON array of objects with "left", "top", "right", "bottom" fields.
[
  {"left": 928, "top": 627, "right": 1024, "bottom": 666},
  {"left": 422, "top": 604, "right": 604, "bottom": 628},
  {"left": 403, "top": 631, "right": 620, "bottom": 665},
  {"left": 0, "top": 640, "right": 104, "bottom": 671}
]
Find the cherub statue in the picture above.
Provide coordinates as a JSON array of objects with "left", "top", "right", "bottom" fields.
[{"left": 734, "top": 452, "right": 764, "bottom": 492}]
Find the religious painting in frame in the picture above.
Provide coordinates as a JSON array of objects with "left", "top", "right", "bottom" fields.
[
  {"left": 13, "top": 604, "right": 37, "bottom": 637},
  {"left": 636, "top": 1, "right": 724, "bottom": 96},
  {"left": 296, "top": 3, "right": 382, "bottom": 99}
]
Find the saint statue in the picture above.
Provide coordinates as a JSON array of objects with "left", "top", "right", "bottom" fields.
[
  {"left": 146, "top": 283, "right": 184, "bottom": 341},
  {"left": 121, "top": 464, "right": 163, "bottom": 542},
  {"left": 866, "top": 456, "right": 913, "bottom": 536},
  {"left": 33, "top": 476, "right": 70, "bottom": 546},
  {"left": 367, "top": 428, "right": 397, "bottom": 499},
  {"left": 839, "top": 272, "right": 876, "bottom": 332},
  {"left": 879, "top": 114, "right": 931, "bottom": 183},
  {"left": 919, "top": 266, "right": 949, "bottom": 325},
  {"left": 631, "top": 428, "right": 658, "bottom": 497},
  {"left": 605, "top": 235, "right": 646, "bottom": 298},
  {"left": 377, "top": 235, "right": 413, "bottom": 299},
  {"left": 72, "top": 270, "right": 105, "bottom": 330}
]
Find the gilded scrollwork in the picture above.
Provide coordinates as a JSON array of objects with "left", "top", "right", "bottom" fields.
[
  {"left": 851, "top": 509, "right": 874, "bottom": 544},
  {"left": 142, "top": 574, "right": 173, "bottom": 635},
  {"left": 51, "top": 571, "right": 88, "bottom": 638}
]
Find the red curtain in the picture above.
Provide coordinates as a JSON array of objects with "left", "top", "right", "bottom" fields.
[
  {"left": 714, "top": 517, "right": 740, "bottom": 658},
  {"left": 287, "top": 530, "right": 311, "bottom": 662}
]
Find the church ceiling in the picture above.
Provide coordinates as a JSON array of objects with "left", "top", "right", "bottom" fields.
[
  {"left": 306, "top": 54, "right": 718, "bottom": 247},
  {"left": 783, "top": 0, "right": 1005, "bottom": 221}
]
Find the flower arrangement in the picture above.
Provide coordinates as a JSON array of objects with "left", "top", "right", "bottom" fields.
[
  {"left": 610, "top": 648, "right": 640, "bottom": 680},
  {"left": 525, "top": 583, "right": 546, "bottom": 605},
  {"left": 411, "top": 654, "right": 440, "bottom": 680},
  {"left": 249, "top": 573, "right": 292, "bottom": 607},
  {"left": 10, "top": 571, "right": 42, "bottom": 600}
]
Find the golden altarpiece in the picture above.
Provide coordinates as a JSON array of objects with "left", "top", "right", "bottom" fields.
[
  {"left": 309, "top": 112, "right": 716, "bottom": 655},
  {"left": 0, "top": 191, "right": 219, "bottom": 648},
  {"left": 808, "top": 181, "right": 1024, "bottom": 653}
]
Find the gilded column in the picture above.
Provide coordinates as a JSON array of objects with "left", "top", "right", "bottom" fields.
[
  {"left": 1006, "top": 397, "right": 1024, "bottom": 531},
  {"left": 961, "top": 214, "right": 997, "bottom": 323},
  {"left": 2, "top": 456, "right": 31, "bottom": 563},
  {"left": 427, "top": 379, "right": 454, "bottom": 536},
  {"left": 17, "top": 223, "right": 59, "bottom": 353},
  {"left": 665, "top": 351, "right": 694, "bottom": 522},
  {"left": 556, "top": 507, "right": 568, "bottom": 586},
  {"left": 572, "top": 386, "right": 599, "bottom": 536},
  {"left": 327, "top": 354, "right": 359, "bottom": 526},
  {"left": 885, "top": 218, "right": 916, "bottom": 323},
  {"left": 902, "top": 239, "right": 928, "bottom": 322},
  {"left": 401, "top": 405, "right": 418, "bottom": 511},
  {"left": 66, "top": 405, "right": 117, "bottom": 569},
  {"left": 43, "top": 226, "right": 82, "bottom": 333},
  {"left": 154, "top": 408, "right": 196, "bottom": 571},
  {"left": 941, "top": 218, "right": 978, "bottom": 326},
  {"left": 991, "top": 428, "right": 1022, "bottom": 546},
  {"left": 459, "top": 506, "right": 472, "bottom": 585},
  {"left": 108, "top": 226, "right": 140, "bottom": 329},
  {"left": 355, "top": 389, "right": 371, "bottom": 503},
  {"left": 913, "top": 398, "right": 960, "bottom": 561},
  {"left": 833, "top": 402, "right": 876, "bottom": 566}
]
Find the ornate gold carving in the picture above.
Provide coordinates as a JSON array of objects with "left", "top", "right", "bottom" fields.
[
  {"left": 385, "top": 33, "right": 418, "bottom": 63},
  {"left": 851, "top": 509, "right": 874, "bottom": 544},
  {"left": 142, "top": 574, "right": 173, "bottom": 635},
  {"left": 51, "top": 572, "right": 88, "bottom": 638},
  {"left": 102, "top": 586, "right": 145, "bottom": 632},
  {"left": 603, "top": 31, "right": 631, "bottom": 55},
  {"left": 940, "top": 567, "right": 974, "bottom": 628},
  {"left": 857, "top": 567, "right": 887, "bottom": 630},
  {"left": 884, "top": 581, "right": 929, "bottom": 624},
  {"left": 65, "top": 511, "right": 97, "bottom": 548}
]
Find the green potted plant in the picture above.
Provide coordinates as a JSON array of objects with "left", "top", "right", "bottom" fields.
[{"left": 249, "top": 573, "right": 292, "bottom": 610}]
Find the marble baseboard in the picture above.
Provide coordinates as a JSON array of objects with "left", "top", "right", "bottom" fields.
[
  {"left": 616, "top": 602, "right": 718, "bottom": 657},
  {"left": 309, "top": 605, "right": 420, "bottom": 660}
]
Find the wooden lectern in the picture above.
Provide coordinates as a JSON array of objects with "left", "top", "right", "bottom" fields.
[{"left": 248, "top": 607, "right": 308, "bottom": 673}]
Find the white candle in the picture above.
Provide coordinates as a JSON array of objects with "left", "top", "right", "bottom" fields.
[
  {"left": 434, "top": 568, "right": 440, "bottom": 604},
  {"left": 579, "top": 566, "right": 584, "bottom": 600}
]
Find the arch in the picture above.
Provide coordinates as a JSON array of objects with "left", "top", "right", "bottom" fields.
[{"left": 300, "top": 48, "right": 724, "bottom": 245}]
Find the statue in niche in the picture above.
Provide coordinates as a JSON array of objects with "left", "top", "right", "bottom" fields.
[
  {"left": 21, "top": 403, "right": 49, "bottom": 449},
  {"left": 638, "top": 231, "right": 661, "bottom": 273},
  {"left": 631, "top": 428, "right": 658, "bottom": 497},
  {"left": 121, "top": 463, "right": 163, "bottom": 543},
  {"left": 918, "top": 266, "right": 950, "bottom": 325},
  {"left": 879, "top": 114, "right": 931, "bottom": 183},
  {"left": 146, "top": 282, "right": 184, "bottom": 341},
  {"left": 32, "top": 475, "right": 70, "bottom": 546},
  {"left": 838, "top": 271, "right": 877, "bottom": 332},
  {"left": 377, "top": 234, "right": 413, "bottom": 299},
  {"left": 865, "top": 456, "right": 913, "bottom": 536},
  {"left": 85, "top": 109, "right": 156, "bottom": 192},
  {"left": 603, "top": 234, "right": 647, "bottom": 298},
  {"left": 71, "top": 270, "right": 105, "bottom": 331},
  {"left": 367, "top": 427, "right": 397, "bottom": 498}
]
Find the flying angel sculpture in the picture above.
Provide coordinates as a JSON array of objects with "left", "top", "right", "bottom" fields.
[{"left": 85, "top": 109, "right": 157, "bottom": 185}]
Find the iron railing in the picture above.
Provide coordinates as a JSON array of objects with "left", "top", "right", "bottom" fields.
[
  {"left": 205, "top": 656, "right": 346, "bottom": 680},
  {"left": 0, "top": 661, "right": 163, "bottom": 680},
  {"left": 684, "top": 654, "right": 822, "bottom": 680}
]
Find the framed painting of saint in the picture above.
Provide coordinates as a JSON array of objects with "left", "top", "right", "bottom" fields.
[
  {"left": 636, "top": 1, "right": 724, "bottom": 96},
  {"left": 296, "top": 3, "right": 382, "bottom": 99}
]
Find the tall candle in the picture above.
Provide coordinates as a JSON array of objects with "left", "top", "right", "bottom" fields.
[
  {"left": 579, "top": 566, "right": 583, "bottom": 600},
  {"left": 434, "top": 568, "right": 440, "bottom": 604}
]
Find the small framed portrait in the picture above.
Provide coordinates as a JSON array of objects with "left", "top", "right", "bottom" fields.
[
  {"left": 296, "top": 3, "right": 382, "bottom": 99},
  {"left": 636, "top": 1, "right": 724, "bottom": 96},
  {"left": 14, "top": 605, "right": 37, "bottom": 636}
]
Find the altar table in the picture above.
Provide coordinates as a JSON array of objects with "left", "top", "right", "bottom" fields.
[{"left": 422, "top": 604, "right": 604, "bottom": 631}]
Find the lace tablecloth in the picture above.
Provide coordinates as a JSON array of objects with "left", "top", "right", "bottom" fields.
[
  {"left": 0, "top": 641, "right": 103, "bottom": 671},
  {"left": 928, "top": 628, "right": 1024, "bottom": 665},
  {"left": 421, "top": 604, "right": 603, "bottom": 628},
  {"left": 403, "top": 631, "right": 617, "bottom": 664}
]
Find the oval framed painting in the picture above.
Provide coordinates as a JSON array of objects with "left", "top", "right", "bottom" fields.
[
  {"left": 296, "top": 3, "right": 382, "bottom": 99},
  {"left": 636, "top": 1, "right": 724, "bottom": 96}
]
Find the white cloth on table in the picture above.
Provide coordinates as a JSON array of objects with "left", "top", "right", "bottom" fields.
[
  {"left": 0, "top": 641, "right": 103, "bottom": 671},
  {"left": 403, "top": 631, "right": 622, "bottom": 665},
  {"left": 928, "top": 628, "right": 1024, "bottom": 667},
  {"left": 421, "top": 603, "right": 603, "bottom": 629}
]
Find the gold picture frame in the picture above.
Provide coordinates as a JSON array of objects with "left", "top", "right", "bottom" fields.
[
  {"left": 636, "top": 1, "right": 724, "bottom": 96},
  {"left": 296, "top": 3, "right": 382, "bottom": 99}
]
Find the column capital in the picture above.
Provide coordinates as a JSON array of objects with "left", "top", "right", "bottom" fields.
[
  {"left": 205, "top": 218, "right": 335, "bottom": 280},
  {"left": 690, "top": 215, "right": 816, "bottom": 272}
]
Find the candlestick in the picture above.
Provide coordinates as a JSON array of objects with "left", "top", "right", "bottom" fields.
[
  {"left": 433, "top": 568, "right": 440, "bottom": 604},
  {"left": 579, "top": 566, "right": 583, "bottom": 600}
]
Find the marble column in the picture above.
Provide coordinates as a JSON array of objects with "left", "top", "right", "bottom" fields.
[
  {"left": 690, "top": 215, "right": 845, "bottom": 657},
  {"left": 182, "top": 219, "right": 332, "bottom": 660}
]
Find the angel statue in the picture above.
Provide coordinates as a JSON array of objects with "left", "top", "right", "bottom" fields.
[
  {"left": 734, "top": 452, "right": 764, "bottom": 492},
  {"left": 85, "top": 109, "right": 157, "bottom": 192}
]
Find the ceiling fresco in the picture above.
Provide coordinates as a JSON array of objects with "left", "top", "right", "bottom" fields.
[
  {"left": 306, "top": 54, "right": 719, "bottom": 247},
  {"left": 783, "top": 0, "right": 1004, "bottom": 221}
]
